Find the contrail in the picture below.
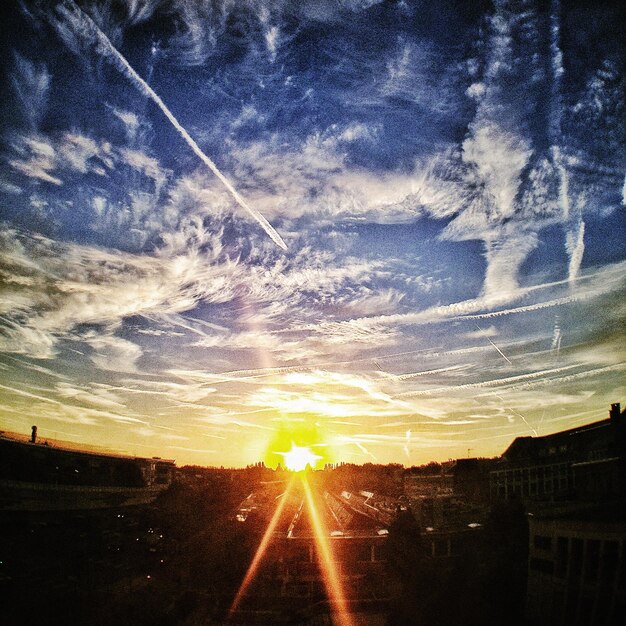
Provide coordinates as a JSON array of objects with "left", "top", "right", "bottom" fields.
[
  {"left": 403, "top": 429, "right": 411, "bottom": 458},
  {"left": 549, "top": 0, "right": 584, "bottom": 283},
  {"left": 493, "top": 394, "right": 537, "bottom": 437},
  {"left": 395, "top": 363, "right": 581, "bottom": 398},
  {"left": 475, "top": 324, "right": 512, "bottom": 364},
  {"left": 57, "top": 1, "right": 287, "bottom": 251},
  {"left": 355, "top": 441, "right": 377, "bottom": 460},
  {"left": 483, "top": 363, "right": 626, "bottom": 392},
  {"left": 396, "top": 364, "right": 469, "bottom": 380},
  {"left": 549, "top": 0, "right": 565, "bottom": 157},
  {"left": 551, "top": 314, "right": 562, "bottom": 356}
]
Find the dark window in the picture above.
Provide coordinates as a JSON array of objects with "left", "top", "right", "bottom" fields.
[
  {"left": 601, "top": 541, "right": 618, "bottom": 586},
  {"left": 619, "top": 542, "right": 626, "bottom": 589},
  {"left": 578, "top": 595, "right": 594, "bottom": 625},
  {"left": 556, "top": 537, "right": 568, "bottom": 578},
  {"left": 564, "top": 589, "right": 578, "bottom": 623},
  {"left": 530, "top": 558, "right": 554, "bottom": 574},
  {"left": 613, "top": 599, "right": 626, "bottom": 622},
  {"left": 433, "top": 539, "right": 448, "bottom": 557},
  {"left": 585, "top": 540, "right": 600, "bottom": 584},
  {"left": 534, "top": 535, "right": 552, "bottom": 551},
  {"left": 551, "top": 591, "right": 566, "bottom": 623},
  {"left": 355, "top": 543, "right": 371, "bottom": 562},
  {"left": 372, "top": 543, "right": 385, "bottom": 562},
  {"left": 570, "top": 538, "right": 583, "bottom": 581}
]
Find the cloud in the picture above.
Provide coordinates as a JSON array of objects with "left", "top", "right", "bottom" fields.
[
  {"left": 7, "top": 129, "right": 130, "bottom": 189},
  {"left": 110, "top": 107, "right": 143, "bottom": 141},
  {"left": 0, "top": 0, "right": 622, "bottom": 466},
  {"left": 54, "top": 0, "right": 287, "bottom": 250},
  {"left": 8, "top": 135, "right": 62, "bottom": 185},
  {"left": 288, "top": 260, "right": 626, "bottom": 347},
  {"left": 464, "top": 325, "right": 499, "bottom": 340},
  {"left": 55, "top": 381, "right": 126, "bottom": 410},
  {"left": 225, "top": 133, "right": 432, "bottom": 224},
  {"left": 116, "top": 378, "right": 216, "bottom": 404},
  {"left": 0, "top": 226, "right": 236, "bottom": 358},
  {"left": 10, "top": 53, "right": 51, "bottom": 130},
  {"left": 84, "top": 334, "right": 143, "bottom": 372},
  {"left": 462, "top": 123, "right": 532, "bottom": 223},
  {"left": 481, "top": 230, "right": 539, "bottom": 299},
  {"left": 245, "top": 369, "right": 409, "bottom": 421}
]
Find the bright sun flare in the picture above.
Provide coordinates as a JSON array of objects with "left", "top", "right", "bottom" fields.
[{"left": 281, "top": 444, "right": 321, "bottom": 472}]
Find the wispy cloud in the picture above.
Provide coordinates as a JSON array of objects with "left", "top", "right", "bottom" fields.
[
  {"left": 0, "top": 227, "right": 236, "bottom": 357},
  {"left": 55, "top": 0, "right": 287, "bottom": 250},
  {"left": 0, "top": 0, "right": 622, "bottom": 466},
  {"left": 10, "top": 52, "right": 51, "bottom": 130}
]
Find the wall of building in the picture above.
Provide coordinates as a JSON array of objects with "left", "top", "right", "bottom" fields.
[{"left": 527, "top": 517, "right": 626, "bottom": 625}]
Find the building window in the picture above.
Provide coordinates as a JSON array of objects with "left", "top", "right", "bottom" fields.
[
  {"left": 578, "top": 595, "right": 594, "bottom": 624},
  {"left": 570, "top": 538, "right": 583, "bottom": 581},
  {"left": 432, "top": 539, "right": 449, "bottom": 557},
  {"left": 585, "top": 540, "right": 600, "bottom": 584},
  {"left": 534, "top": 535, "right": 552, "bottom": 551},
  {"left": 556, "top": 537, "right": 568, "bottom": 578},
  {"left": 601, "top": 541, "right": 619, "bottom": 586},
  {"left": 618, "top": 542, "right": 626, "bottom": 590},
  {"left": 530, "top": 557, "right": 554, "bottom": 574}
]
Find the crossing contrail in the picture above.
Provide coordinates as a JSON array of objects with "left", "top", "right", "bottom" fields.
[
  {"left": 57, "top": 1, "right": 287, "bottom": 251},
  {"left": 475, "top": 324, "right": 512, "bottom": 365}
]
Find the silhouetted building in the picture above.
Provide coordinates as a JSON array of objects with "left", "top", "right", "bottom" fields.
[
  {"left": 490, "top": 404, "right": 626, "bottom": 502},
  {"left": 422, "top": 524, "right": 484, "bottom": 559},
  {"left": 451, "top": 457, "right": 493, "bottom": 502},
  {"left": 510, "top": 404, "right": 626, "bottom": 624},
  {"left": 404, "top": 472, "right": 453, "bottom": 499},
  {"left": 0, "top": 435, "right": 175, "bottom": 510},
  {"left": 527, "top": 505, "right": 626, "bottom": 625}
]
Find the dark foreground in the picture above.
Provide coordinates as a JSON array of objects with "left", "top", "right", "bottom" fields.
[{"left": 0, "top": 465, "right": 531, "bottom": 626}]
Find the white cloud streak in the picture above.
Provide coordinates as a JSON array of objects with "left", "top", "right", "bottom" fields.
[{"left": 57, "top": 0, "right": 287, "bottom": 251}]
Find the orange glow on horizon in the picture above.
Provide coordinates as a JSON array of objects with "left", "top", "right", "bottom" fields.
[{"left": 302, "top": 476, "right": 354, "bottom": 626}]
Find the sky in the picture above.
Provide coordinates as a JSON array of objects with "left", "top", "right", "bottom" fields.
[{"left": 0, "top": 0, "right": 624, "bottom": 468}]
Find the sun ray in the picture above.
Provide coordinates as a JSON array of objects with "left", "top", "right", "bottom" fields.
[
  {"left": 228, "top": 475, "right": 296, "bottom": 619},
  {"left": 302, "top": 475, "right": 354, "bottom": 626}
]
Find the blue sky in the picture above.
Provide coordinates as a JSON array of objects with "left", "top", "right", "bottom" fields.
[{"left": 0, "top": 0, "right": 624, "bottom": 467}]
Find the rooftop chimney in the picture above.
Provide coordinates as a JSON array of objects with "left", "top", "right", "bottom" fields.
[
  {"left": 610, "top": 403, "right": 621, "bottom": 423},
  {"left": 610, "top": 403, "right": 625, "bottom": 454}
]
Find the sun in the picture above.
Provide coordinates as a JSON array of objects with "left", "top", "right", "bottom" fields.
[
  {"left": 264, "top": 421, "right": 333, "bottom": 469},
  {"left": 281, "top": 443, "right": 322, "bottom": 472}
]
